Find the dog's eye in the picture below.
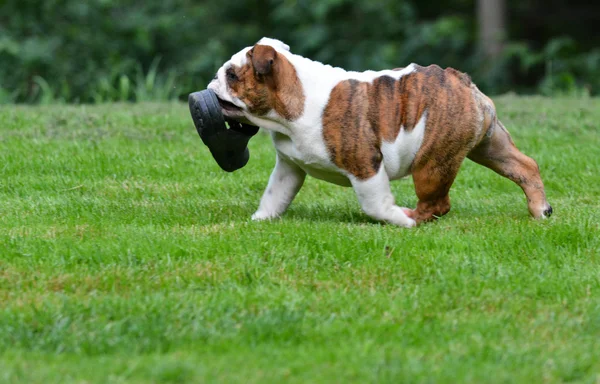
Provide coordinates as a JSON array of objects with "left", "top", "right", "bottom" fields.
[{"left": 226, "top": 70, "right": 238, "bottom": 82}]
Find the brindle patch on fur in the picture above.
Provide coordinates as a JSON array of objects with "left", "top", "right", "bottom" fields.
[
  {"left": 322, "top": 80, "right": 382, "bottom": 179},
  {"left": 323, "top": 64, "right": 482, "bottom": 183}
]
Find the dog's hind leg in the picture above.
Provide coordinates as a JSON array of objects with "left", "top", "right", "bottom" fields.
[
  {"left": 252, "top": 153, "right": 306, "bottom": 221},
  {"left": 403, "top": 154, "right": 464, "bottom": 224},
  {"left": 467, "top": 120, "right": 552, "bottom": 218}
]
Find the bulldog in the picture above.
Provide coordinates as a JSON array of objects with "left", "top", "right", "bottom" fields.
[{"left": 208, "top": 37, "right": 552, "bottom": 227}]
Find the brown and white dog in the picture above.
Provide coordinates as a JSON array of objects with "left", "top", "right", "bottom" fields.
[{"left": 208, "top": 37, "right": 552, "bottom": 227}]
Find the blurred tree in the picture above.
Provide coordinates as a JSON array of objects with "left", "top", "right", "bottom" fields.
[
  {"left": 477, "top": 0, "right": 506, "bottom": 59},
  {"left": 0, "top": 0, "right": 598, "bottom": 103}
]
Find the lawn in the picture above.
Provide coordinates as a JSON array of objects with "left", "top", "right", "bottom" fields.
[{"left": 1, "top": 97, "right": 599, "bottom": 383}]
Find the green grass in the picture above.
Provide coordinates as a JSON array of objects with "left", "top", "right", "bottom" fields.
[{"left": 1, "top": 97, "right": 599, "bottom": 383}]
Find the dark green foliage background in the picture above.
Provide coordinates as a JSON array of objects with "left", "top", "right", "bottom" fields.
[{"left": 1, "top": 0, "right": 599, "bottom": 103}]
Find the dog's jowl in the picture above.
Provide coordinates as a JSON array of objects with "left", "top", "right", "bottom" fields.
[{"left": 208, "top": 37, "right": 552, "bottom": 227}]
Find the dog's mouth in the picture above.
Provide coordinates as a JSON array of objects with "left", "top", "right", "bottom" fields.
[
  {"left": 217, "top": 97, "right": 243, "bottom": 114},
  {"left": 216, "top": 96, "right": 257, "bottom": 127}
]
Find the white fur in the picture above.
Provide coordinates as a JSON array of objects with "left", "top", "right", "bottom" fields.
[
  {"left": 271, "top": 132, "right": 351, "bottom": 186},
  {"left": 350, "top": 166, "right": 416, "bottom": 228},
  {"left": 208, "top": 38, "right": 423, "bottom": 227},
  {"left": 257, "top": 37, "right": 290, "bottom": 52},
  {"left": 251, "top": 153, "right": 306, "bottom": 220},
  {"left": 381, "top": 111, "right": 427, "bottom": 180}
]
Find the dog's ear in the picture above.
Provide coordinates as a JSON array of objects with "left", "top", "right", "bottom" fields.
[{"left": 248, "top": 44, "right": 277, "bottom": 79}]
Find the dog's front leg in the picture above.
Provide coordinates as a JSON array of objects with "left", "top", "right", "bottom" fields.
[
  {"left": 252, "top": 154, "right": 306, "bottom": 221},
  {"left": 350, "top": 166, "right": 416, "bottom": 228}
]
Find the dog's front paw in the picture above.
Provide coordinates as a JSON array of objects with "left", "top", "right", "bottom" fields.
[{"left": 251, "top": 211, "right": 278, "bottom": 221}]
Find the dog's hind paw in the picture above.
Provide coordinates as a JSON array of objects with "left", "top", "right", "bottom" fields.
[{"left": 542, "top": 204, "right": 553, "bottom": 218}]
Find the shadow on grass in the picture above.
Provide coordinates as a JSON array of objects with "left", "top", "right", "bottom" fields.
[{"left": 284, "top": 204, "right": 382, "bottom": 225}]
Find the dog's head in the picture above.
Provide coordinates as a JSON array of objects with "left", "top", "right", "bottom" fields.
[{"left": 208, "top": 38, "right": 305, "bottom": 125}]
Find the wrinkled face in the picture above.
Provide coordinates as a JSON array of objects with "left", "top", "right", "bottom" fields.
[{"left": 208, "top": 38, "right": 305, "bottom": 124}]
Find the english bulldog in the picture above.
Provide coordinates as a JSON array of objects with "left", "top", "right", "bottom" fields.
[{"left": 208, "top": 37, "right": 552, "bottom": 227}]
